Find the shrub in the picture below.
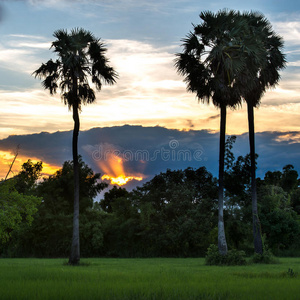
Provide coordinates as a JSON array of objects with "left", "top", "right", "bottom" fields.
[
  {"left": 205, "top": 244, "right": 221, "bottom": 265},
  {"left": 205, "top": 244, "right": 247, "bottom": 266},
  {"left": 226, "top": 249, "right": 247, "bottom": 265},
  {"left": 250, "top": 248, "right": 279, "bottom": 264}
]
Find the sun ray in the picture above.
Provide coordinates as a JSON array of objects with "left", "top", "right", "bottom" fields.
[{"left": 98, "top": 152, "right": 144, "bottom": 186}]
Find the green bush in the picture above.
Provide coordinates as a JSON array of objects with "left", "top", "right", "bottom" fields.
[
  {"left": 250, "top": 248, "right": 279, "bottom": 264},
  {"left": 226, "top": 249, "right": 247, "bottom": 265},
  {"left": 205, "top": 244, "right": 221, "bottom": 265},
  {"left": 205, "top": 244, "right": 247, "bottom": 266}
]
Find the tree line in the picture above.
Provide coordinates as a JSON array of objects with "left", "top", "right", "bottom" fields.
[{"left": 1, "top": 141, "right": 299, "bottom": 258}]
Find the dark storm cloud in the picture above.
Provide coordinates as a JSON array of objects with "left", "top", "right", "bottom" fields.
[
  {"left": 0, "top": 131, "right": 72, "bottom": 166},
  {"left": 0, "top": 125, "right": 299, "bottom": 187},
  {"left": 79, "top": 126, "right": 218, "bottom": 181}
]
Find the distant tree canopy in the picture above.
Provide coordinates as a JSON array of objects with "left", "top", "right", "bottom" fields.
[
  {"left": 36, "top": 157, "right": 107, "bottom": 215},
  {"left": 223, "top": 138, "right": 300, "bottom": 253},
  {"left": 0, "top": 158, "right": 107, "bottom": 257},
  {"left": 0, "top": 176, "right": 41, "bottom": 244},
  {"left": 14, "top": 159, "right": 43, "bottom": 195},
  {"left": 1, "top": 147, "right": 300, "bottom": 258},
  {"left": 102, "top": 167, "right": 218, "bottom": 257}
]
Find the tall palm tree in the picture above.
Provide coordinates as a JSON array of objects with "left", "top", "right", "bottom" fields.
[
  {"left": 239, "top": 12, "right": 286, "bottom": 254},
  {"left": 175, "top": 10, "right": 259, "bottom": 255},
  {"left": 33, "top": 28, "right": 117, "bottom": 265}
]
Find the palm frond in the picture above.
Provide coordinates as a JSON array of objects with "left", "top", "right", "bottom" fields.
[
  {"left": 33, "top": 59, "right": 60, "bottom": 78},
  {"left": 79, "top": 84, "right": 96, "bottom": 104}
]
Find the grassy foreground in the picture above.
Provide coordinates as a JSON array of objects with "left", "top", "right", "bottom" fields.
[{"left": 0, "top": 258, "right": 299, "bottom": 299}]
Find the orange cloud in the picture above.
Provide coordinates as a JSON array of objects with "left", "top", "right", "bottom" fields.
[
  {"left": 0, "top": 150, "right": 60, "bottom": 180},
  {"left": 96, "top": 151, "right": 144, "bottom": 186}
]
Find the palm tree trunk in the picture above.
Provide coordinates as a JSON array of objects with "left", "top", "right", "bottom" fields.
[
  {"left": 247, "top": 103, "right": 263, "bottom": 255},
  {"left": 218, "top": 104, "right": 228, "bottom": 255},
  {"left": 69, "top": 102, "right": 80, "bottom": 265}
]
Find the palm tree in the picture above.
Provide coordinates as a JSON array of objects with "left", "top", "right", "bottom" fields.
[
  {"left": 33, "top": 28, "right": 117, "bottom": 265},
  {"left": 175, "top": 10, "right": 258, "bottom": 255},
  {"left": 239, "top": 12, "right": 286, "bottom": 254}
]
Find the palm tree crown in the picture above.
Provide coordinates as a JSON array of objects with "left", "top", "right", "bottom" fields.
[
  {"left": 239, "top": 12, "right": 286, "bottom": 105},
  {"left": 175, "top": 10, "right": 264, "bottom": 109},
  {"left": 34, "top": 28, "right": 117, "bottom": 110}
]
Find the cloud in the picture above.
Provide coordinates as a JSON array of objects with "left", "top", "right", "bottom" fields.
[
  {"left": 0, "top": 16, "right": 299, "bottom": 140},
  {"left": 274, "top": 132, "right": 300, "bottom": 144},
  {"left": 27, "top": 0, "right": 78, "bottom": 8},
  {"left": 273, "top": 21, "right": 300, "bottom": 47},
  {"left": 0, "top": 34, "right": 51, "bottom": 75},
  {"left": 0, "top": 46, "right": 33, "bottom": 74},
  {"left": 1, "top": 125, "right": 300, "bottom": 187},
  {"left": 0, "top": 37, "right": 209, "bottom": 138},
  {"left": 106, "top": 39, "right": 178, "bottom": 83},
  {"left": 205, "top": 114, "right": 219, "bottom": 122},
  {"left": 288, "top": 60, "right": 300, "bottom": 67},
  {"left": 0, "top": 126, "right": 215, "bottom": 183},
  {"left": 0, "top": 89, "right": 73, "bottom": 138},
  {"left": 23, "top": 0, "right": 181, "bottom": 15},
  {"left": 26, "top": 0, "right": 194, "bottom": 13}
]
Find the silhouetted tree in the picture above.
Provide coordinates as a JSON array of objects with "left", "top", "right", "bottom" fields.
[
  {"left": 33, "top": 28, "right": 117, "bottom": 264},
  {"left": 175, "top": 10, "right": 262, "bottom": 255},
  {"left": 14, "top": 159, "right": 42, "bottom": 195},
  {"left": 238, "top": 12, "right": 286, "bottom": 254}
]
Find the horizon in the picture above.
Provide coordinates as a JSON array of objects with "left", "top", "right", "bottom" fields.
[{"left": 1, "top": 125, "right": 299, "bottom": 189}]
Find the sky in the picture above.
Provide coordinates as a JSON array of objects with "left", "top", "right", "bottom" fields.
[{"left": 0, "top": 0, "right": 300, "bottom": 186}]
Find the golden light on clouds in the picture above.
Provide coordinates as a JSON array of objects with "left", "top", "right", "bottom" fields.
[
  {"left": 102, "top": 174, "right": 143, "bottom": 186},
  {"left": 98, "top": 152, "right": 144, "bottom": 186},
  {"left": 274, "top": 132, "right": 300, "bottom": 143},
  {"left": 0, "top": 150, "right": 60, "bottom": 179}
]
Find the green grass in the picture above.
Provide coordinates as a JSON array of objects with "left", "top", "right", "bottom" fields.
[{"left": 0, "top": 257, "right": 299, "bottom": 299}]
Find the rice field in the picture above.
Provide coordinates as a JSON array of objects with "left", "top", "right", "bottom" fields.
[{"left": 0, "top": 257, "right": 299, "bottom": 299}]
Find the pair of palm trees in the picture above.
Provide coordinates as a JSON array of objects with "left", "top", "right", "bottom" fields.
[
  {"left": 175, "top": 10, "right": 285, "bottom": 255},
  {"left": 34, "top": 10, "right": 285, "bottom": 264}
]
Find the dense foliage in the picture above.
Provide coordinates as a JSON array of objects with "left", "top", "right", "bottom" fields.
[
  {"left": 0, "top": 180, "right": 41, "bottom": 243},
  {"left": 1, "top": 144, "right": 300, "bottom": 257},
  {"left": 1, "top": 158, "right": 107, "bottom": 257},
  {"left": 205, "top": 244, "right": 247, "bottom": 265}
]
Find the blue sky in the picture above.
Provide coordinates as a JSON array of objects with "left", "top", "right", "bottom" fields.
[{"left": 0, "top": 0, "right": 300, "bottom": 183}]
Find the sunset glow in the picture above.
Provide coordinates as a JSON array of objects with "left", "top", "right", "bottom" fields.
[
  {"left": 0, "top": 150, "right": 60, "bottom": 179},
  {"left": 98, "top": 152, "right": 144, "bottom": 186},
  {"left": 101, "top": 174, "right": 143, "bottom": 186}
]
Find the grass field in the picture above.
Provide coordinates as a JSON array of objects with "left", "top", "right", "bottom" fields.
[{"left": 0, "top": 257, "right": 299, "bottom": 299}]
